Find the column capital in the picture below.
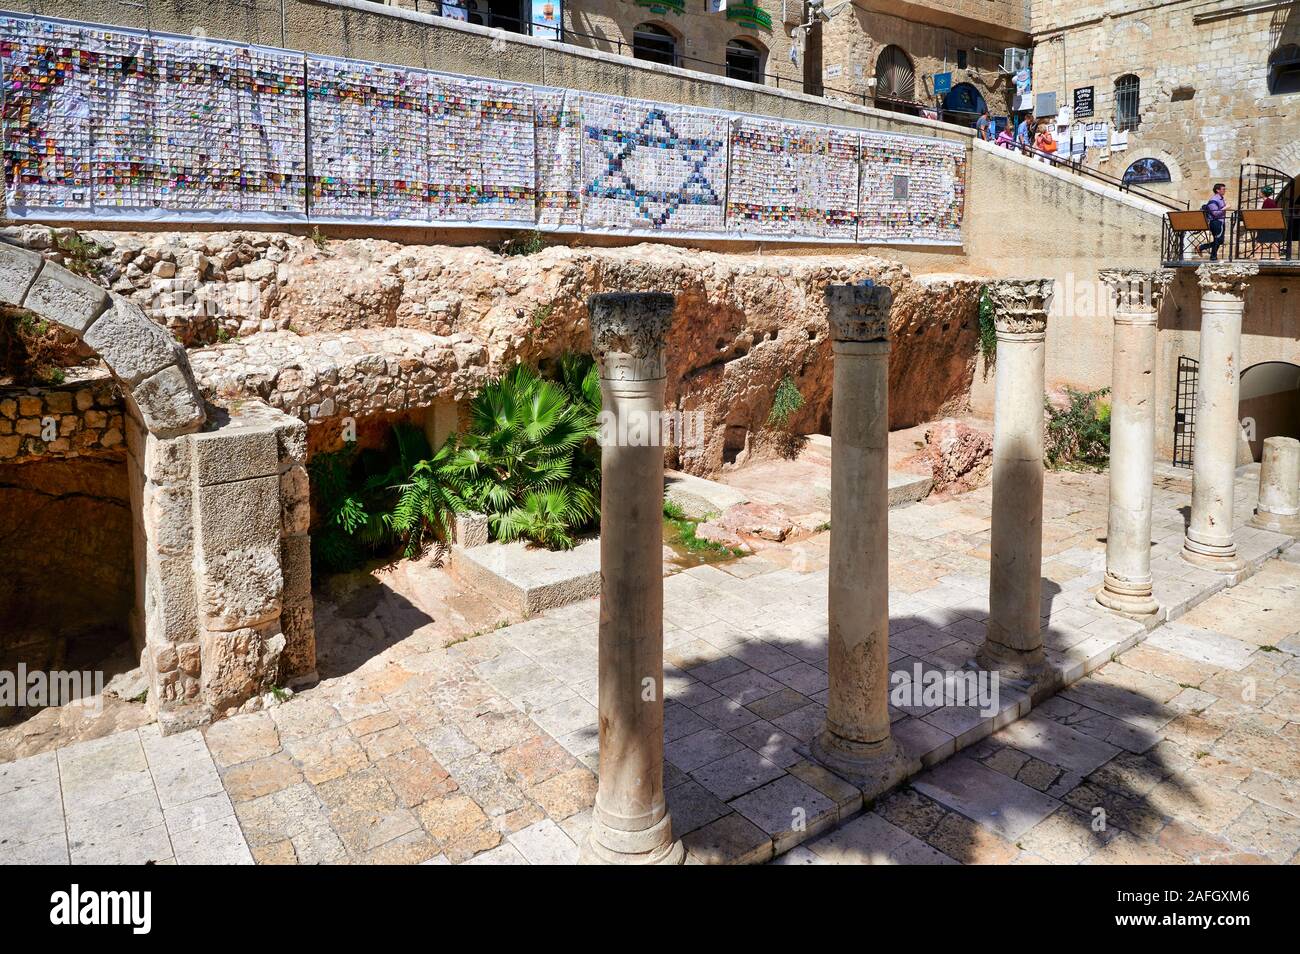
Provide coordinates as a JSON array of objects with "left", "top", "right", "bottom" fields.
[
  {"left": 987, "top": 278, "right": 1053, "bottom": 336},
  {"left": 589, "top": 292, "right": 674, "bottom": 381},
  {"left": 1196, "top": 262, "right": 1258, "bottom": 297},
  {"left": 825, "top": 282, "right": 893, "bottom": 343},
  {"left": 1099, "top": 267, "right": 1173, "bottom": 316}
]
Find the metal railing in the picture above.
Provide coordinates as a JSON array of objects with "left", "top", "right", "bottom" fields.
[
  {"left": 1162, "top": 210, "right": 1298, "bottom": 266},
  {"left": 984, "top": 136, "right": 1188, "bottom": 211}
]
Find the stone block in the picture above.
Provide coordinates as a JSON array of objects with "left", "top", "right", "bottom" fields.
[
  {"left": 23, "top": 260, "right": 109, "bottom": 334},
  {"left": 280, "top": 465, "right": 310, "bottom": 534},
  {"left": 450, "top": 537, "right": 600, "bottom": 615},
  {"left": 201, "top": 622, "right": 285, "bottom": 714},
  {"left": 129, "top": 364, "right": 206, "bottom": 437},
  {"left": 146, "top": 549, "right": 199, "bottom": 645},
  {"left": 280, "top": 603, "right": 317, "bottom": 683},
  {"left": 0, "top": 242, "right": 43, "bottom": 304},
  {"left": 190, "top": 423, "right": 279, "bottom": 486},
  {"left": 143, "top": 480, "right": 193, "bottom": 557},
  {"left": 453, "top": 511, "right": 489, "bottom": 548},
  {"left": 84, "top": 294, "right": 184, "bottom": 386},
  {"left": 197, "top": 544, "right": 284, "bottom": 632},
  {"left": 281, "top": 533, "right": 312, "bottom": 606},
  {"left": 143, "top": 432, "right": 191, "bottom": 485},
  {"left": 193, "top": 474, "right": 281, "bottom": 556}
]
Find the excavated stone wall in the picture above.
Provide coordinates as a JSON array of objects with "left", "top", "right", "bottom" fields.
[{"left": 4, "top": 228, "right": 984, "bottom": 476}]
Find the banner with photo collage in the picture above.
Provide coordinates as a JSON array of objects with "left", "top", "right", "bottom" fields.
[{"left": 0, "top": 13, "right": 966, "bottom": 244}]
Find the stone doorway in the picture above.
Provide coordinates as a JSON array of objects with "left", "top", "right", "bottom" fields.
[{"left": 1240, "top": 360, "right": 1300, "bottom": 461}]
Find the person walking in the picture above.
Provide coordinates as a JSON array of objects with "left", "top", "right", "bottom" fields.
[
  {"left": 976, "top": 108, "right": 993, "bottom": 142},
  {"left": 1197, "top": 182, "right": 1228, "bottom": 260},
  {"left": 1015, "top": 112, "right": 1031, "bottom": 150}
]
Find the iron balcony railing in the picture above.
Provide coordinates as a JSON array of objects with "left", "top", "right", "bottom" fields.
[{"left": 1162, "top": 210, "right": 1298, "bottom": 266}]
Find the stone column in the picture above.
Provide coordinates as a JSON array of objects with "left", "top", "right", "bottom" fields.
[
  {"left": 812, "top": 283, "right": 907, "bottom": 790},
  {"left": 1096, "top": 268, "right": 1172, "bottom": 619},
  {"left": 977, "top": 279, "right": 1054, "bottom": 680},
  {"left": 1249, "top": 436, "right": 1300, "bottom": 534},
  {"left": 581, "top": 292, "right": 683, "bottom": 866},
  {"left": 1182, "top": 264, "right": 1258, "bottom": 573}
]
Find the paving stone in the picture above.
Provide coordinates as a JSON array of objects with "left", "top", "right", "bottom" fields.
[
  {"left": 0, "top": 750, "right": 57, "bottom": 797},
  {"left": 912, "top": 757, "right": 1061, "bottom": 841},
  {"left": 682, "top": 812, "right": 773, "bottom": 865},
  {"left": 203, "top": 712, "right": 282, "bottom": 768},
  {"left": 0, "top": 778, "right": 64, "bottom": 848},
  {"left": 805, "top": 811, "right": 912, "bottom": 863},
  {"left": 234, "top": 783, "right": 346, "bottom": 864},
  {"left": 770, "top": 702, "right": 827, "bottom": 742},
  {"left": 445, "top": 752, "right": 529, "bottom": 818},
  {"left": 415, "top": 793, "right": 502, "bottom": 863},
  {"left": 221, "top": 752, "right": 304, "bottom": 801},
  {"left": 171, "top": 814, "right": 254, "bottom": 865},
  {"left": 745, "top": 687, "right": 812, "bottom": 721},
  {"left": 507, "top": 818, "right": 579, "bottom": 864},
  {"left": 666, "top": 778, "right": 731, "bottom": 836},
  {"left": 691, "top": 748, "right": 786, "bottom": 802},
  {"left": 461, "top": 841, "right": 527, "bottom": 865},
  {"left": 69, "top": 824, "right": 173, "bottom": 866},
  {"left": 374, "top": 746, "right": 458, "bottom": 808},
  {"left": 314, "top": 766, "right": 420, "bottom": 856},
  {"left": 711, "top": 669, "right": 788, "bottom": 705},
  {"left": 992, "top": 713, "right": 1121, "bottom": 776},
  {"left": 663, "top": 700, "right": 713, "bottom": 742},
  {"left": 692, "top": 695, "right": 760, "bottom": 732},
  {"left": 730, "top": 775, "right": 837, "bottom": 853},
  {"left": 1146, "top": 623, "right": 1258, "bottom": 671},
  {"left": 729, "top": 720, "right": 803, "bottom": 768},
  {"left": 666, "top": 728, "right": 746, "bottom": 772},
  {"left": 359, "top": 829, "right": 443, "bottom": 865}
]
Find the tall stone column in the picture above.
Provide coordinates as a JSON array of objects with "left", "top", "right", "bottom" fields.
[
  {"left": 581, "top": 292, "right": 683, "bottom": 866},
  {"left": 977, "top": 279, "right": 1054, "bottom": 680},
  {"left": 1182, "top": 264, "right": 1258, "bottom": 573},
  {"left": 1249, "top": 436, "right": 1300, "bottom": 534},
  {"left": 1096, "top": 268, "right": 1172, "bottom": 619},
  {"left": 811, "top": 283, "right": 907, "bottom": 791}
]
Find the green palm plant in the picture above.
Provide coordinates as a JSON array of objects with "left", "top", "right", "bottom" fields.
[
  {"left": 450, "top": 361, "right": 600, "bottom": 549},
  {"left": 388, "top": 437, "right": 467, "bottom": 558}
]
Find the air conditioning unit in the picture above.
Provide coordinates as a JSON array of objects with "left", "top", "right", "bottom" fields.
[{"left": 1003, "top": 47, "right": 1030, "bottom": 74}]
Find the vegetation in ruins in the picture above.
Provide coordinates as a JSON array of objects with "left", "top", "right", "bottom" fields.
[
  {"left": 766, "top": 374, "right": 805, "bottom": 429},
  {"left": 1044, "top": 386, "right": 1112, "bottom": 471},
  {"left": 497, "top": 229, "right": 548, "bottom": 257},
  {"left": 662, "top": 500, "right": 746, "bottom": 561},
  {"left": 0, "top": 306, "right": 76, "bottom": 386},
  {"left": 448, "top": 356, "right": 601, "bottom": 550},
  {"left": 49, "top": 228, "right": 105, "bottom": 278},
  {"left": 977, "top": 286, "right": 997, "bottom": 368},
  {"left": 309, "top": 423, "right": 455, "bottom": 573}
]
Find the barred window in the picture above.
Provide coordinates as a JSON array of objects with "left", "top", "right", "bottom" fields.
[
  {"left": 726, "top": 39, "right": 764, "bottom": 85},
  {"left": 1270, "top": 45, "right": 1300, "bottom": 95},
  {"left": 1115, "top": 74, "right": 1141, "bottom": 131}
]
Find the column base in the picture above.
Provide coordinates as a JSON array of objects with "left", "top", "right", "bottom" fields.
[
  {"left": 1181, "top": 536, "right": 1245, "bottom": 574},
  {"left": 1248, "top": 510, "right": 1300, "bottom": 535},
  {"left": 1096, "top": 572, "right": 1159, "bottom": 619},
  {"left": 811, "top": 729, "right": 914, "bottom": 798},
  {"left": 579, "top": 811, "right": 684, "bottom": 865},
  {"left": 975, "top": 638, "right": 1047, "bottom": 683}
]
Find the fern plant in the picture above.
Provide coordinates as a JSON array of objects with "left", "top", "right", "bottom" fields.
[
  {"left": 449, "top": 360, "right": 600, "bottom": 549},
  {"left": 388, "top": 437, "right": 466, "bottom": 558},
  {"left": 767, "top": 374, "right": 804, "bottom": 429}
]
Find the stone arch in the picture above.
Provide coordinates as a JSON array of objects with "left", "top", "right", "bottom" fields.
[
  {"left": 1257, "top": 139, "right": 1300, "bottom": 177},
  {"left": 0, "top": 241, "right": 205, "bottom": 437},
  {"left": 1240, "top": 360, "right": 1300, "bottom": 461}
]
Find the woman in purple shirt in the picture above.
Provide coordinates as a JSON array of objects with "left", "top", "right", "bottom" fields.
[{"left": 1198, "top": 183, "right": 1228, "bottom": 260}]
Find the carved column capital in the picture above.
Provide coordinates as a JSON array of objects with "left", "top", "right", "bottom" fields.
[
  {"left": 825, "top": 283, "right": 893, "bottom": 343},
  {"left": 589, "top": 292, "right": 675, "bottom": 382},
  {"left": 987, "top": 278, "right": 1054, "bottom": 337},
  {"left": 1099, "top": 267, "right": 1173, "bottom": 318},
  {"left": 1196, "top": 262, "right": 1258, "bottom": 297}
]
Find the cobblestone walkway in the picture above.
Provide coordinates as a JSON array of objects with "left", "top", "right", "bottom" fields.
[{"left": 1, "top": 468, "right": 1294, "bottom": 865}]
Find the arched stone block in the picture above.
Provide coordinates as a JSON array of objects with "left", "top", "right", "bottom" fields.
[{"left": 0, "top": 240, "right": 205, "bottom": 437}]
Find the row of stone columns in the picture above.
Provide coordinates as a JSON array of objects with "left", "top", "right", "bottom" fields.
[{"left": 579, "top": 262, "right": 1289, "bottom": 862}]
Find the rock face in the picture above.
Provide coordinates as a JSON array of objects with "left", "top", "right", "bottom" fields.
[
  {"left": 4, "top": 226, "right": 983, "bottom": 476},
  {"left": 913, "top": 418, "right": 994, "bottom": 495}
]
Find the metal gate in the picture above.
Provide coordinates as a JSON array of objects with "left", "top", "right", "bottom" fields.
[{"left": 1173, "top": 356, "right": 1198, "bottom": 467}]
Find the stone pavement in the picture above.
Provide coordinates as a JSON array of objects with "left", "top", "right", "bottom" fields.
[{"left": 0, "top": 466, "right": 1294, "bottom": 865}]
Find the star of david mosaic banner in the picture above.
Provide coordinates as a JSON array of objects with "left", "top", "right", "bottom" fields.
[{"left": 0, "top": 13, "right": 966, "bottom": 245}]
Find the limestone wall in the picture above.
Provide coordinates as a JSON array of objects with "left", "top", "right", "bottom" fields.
[
  {"left": 1028, "top": 0, "right": 1300, "bottom": 205},
  {"left": 0, "top": 369, "right": 123, "bottom": 462}
]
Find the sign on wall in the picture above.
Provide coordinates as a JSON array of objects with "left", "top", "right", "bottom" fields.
[
  {"left": 1073, "top": 86, "right": 1094, "bottom": 119},
  {"left": 933, "top": 72, "right": 952, "bottom": 95},
  {"left": 531, "top": 0, "right": 561, "bottom": 40}
]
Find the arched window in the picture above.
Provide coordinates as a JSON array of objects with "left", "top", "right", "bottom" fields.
[
  {"left": 943, "top": 81, "right": 986, "bottom": 121},
  {"left": 1269, "top": 44, "right": 1300, "bottom": 95},
  {"left": 633, "top": 23, "right": 678, "bottom": 67},
  {"left": 1115, "top": 74, "right": 1141, "bottom": 130},
  {"left": 726, "top": 38, "right": 765, "bottom": 84},
  {"left": 874, "top": 45, "right": 915, "bottom": 103},
  {"left": 1122, "top": 157, "right": 1172, "bottom": 185}
]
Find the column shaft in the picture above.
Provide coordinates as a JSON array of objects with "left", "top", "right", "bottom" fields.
[
  {"left": 1097, "top": 269, "right": 1170, "bottom": 618},
  {"left": 582, "top": 292, "right": 683, "bottom": 866},
  {"left": 978, "top": 279, "right": 1053, "bottom": 680},
  {"left": 812, "top": 283, "right": 908, "bottom": 791},
  {"left": 1183, "top": 264, "right": 1257, "bottom": 572},
  {"left": 1249, "top": 436, "right": 1300, "bottom": 534}
]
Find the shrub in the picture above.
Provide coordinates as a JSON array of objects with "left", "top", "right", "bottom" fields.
[
  {"left": 1045, "top": 387, "right": 1112, "bottom": 470},
  {"left": 448, "top": 359, "right": 600, "bottom": 549},
  {"left": 977, "top": 286, "right": 997, "bottom": 366},
  {"left": 767, "top": 374, "right": 805, "bottom": 430},
  {"left": 497, "top": 230, "right": 547, "bottom": 257},
  {"left": 309, "top": 423, "right": 460, "bottom": 573}
]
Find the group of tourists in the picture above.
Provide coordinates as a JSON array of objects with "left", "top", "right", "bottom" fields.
[{"left": 975, "top": 108, "right": 1059, "bottom": 158}]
